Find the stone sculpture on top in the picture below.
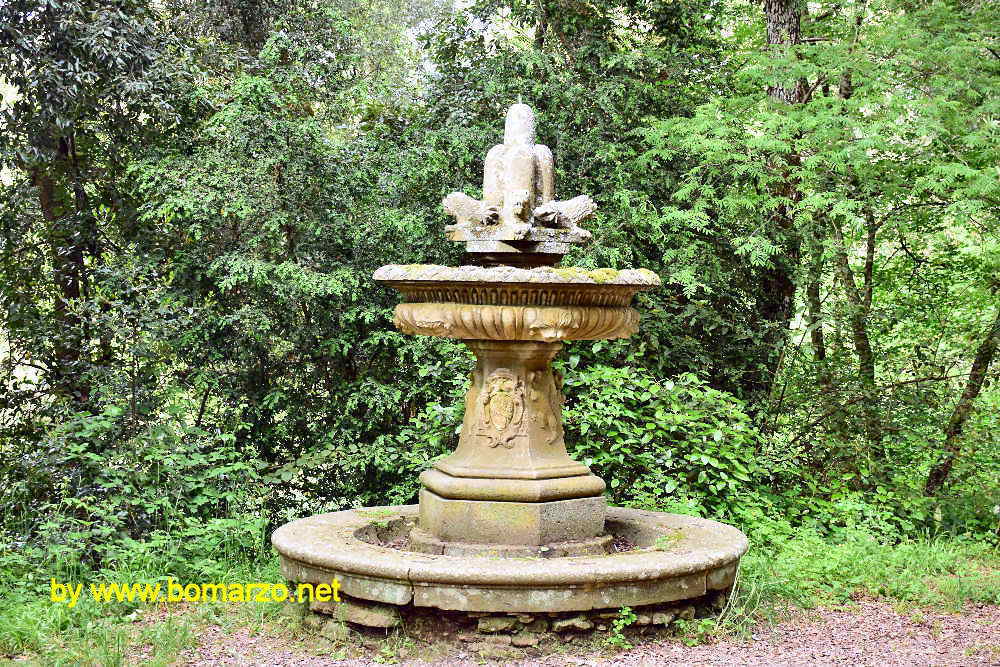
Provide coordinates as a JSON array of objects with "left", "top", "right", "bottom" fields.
[{"left": 442, "top": 104, "right": 595, "bottom": 265}]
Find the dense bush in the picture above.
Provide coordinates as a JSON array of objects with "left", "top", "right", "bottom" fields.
[{"left": 563, "top": 366, "right": 762, "bottom": 516}]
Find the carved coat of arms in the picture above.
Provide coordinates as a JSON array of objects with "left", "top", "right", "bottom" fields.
[{"left": 476, "top": 368, "right": 524, "bottom": 448}]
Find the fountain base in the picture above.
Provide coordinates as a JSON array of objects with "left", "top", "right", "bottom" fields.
[
  {"left": 416, "top": 489, "right": 606, "bottom": 547},
  {"left": 408, "top": 526, "right": 613, "bottom": 558},
  {"left": 272, "top": 505, "right": 748, "bottom": 614}
]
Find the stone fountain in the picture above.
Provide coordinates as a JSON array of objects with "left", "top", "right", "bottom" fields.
[{"left": 272, "top": 104, "right": 748, "bottom": 629}]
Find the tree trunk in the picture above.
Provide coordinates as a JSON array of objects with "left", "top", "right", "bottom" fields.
[
  {"left": 806, "top": 226, "right": 829, "bottom": 383},
  {"left": 32, "top": 160, "right": 90, "bottom": 402},
  {"left": 751, "top": 0, "right": 805, "bottom": 401},
  {"left": 533, "top": 0, "right": 548, "bottom": 49},
  {"left": 924, "top": 303, "right": 1000, "bottom": 496},
  {"left": 830, "top": 217, "right": 882, "bottom": 448},
  {"left": 764, "top": 0, "right": 806, "bottom": 103}
]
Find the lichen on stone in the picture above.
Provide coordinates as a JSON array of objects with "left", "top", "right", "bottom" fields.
[
  {"left": 373, "top": 264, "right": 661, "bottom": 286},
  {"left": 551, "top": 267, "right": 590, "bottom": 281},
  {"left": 588, "top": 268, "right": 620, "bottom": 284}
]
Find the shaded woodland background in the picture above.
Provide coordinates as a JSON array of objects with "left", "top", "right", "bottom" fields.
[{"left": 1, "top": 0, "right": 998, "bottom": 580}]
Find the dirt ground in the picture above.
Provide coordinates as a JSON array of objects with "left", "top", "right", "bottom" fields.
[{"left": 177, "top": 598, "right": 1000, "bottom": 666}]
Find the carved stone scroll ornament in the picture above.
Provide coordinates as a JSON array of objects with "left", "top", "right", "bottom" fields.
[
  {"left": 529, "top": 370, "right": 565, "bottom": 445},
  {"left": 476, "top": 368, "right": 524, "bottom": 449}
]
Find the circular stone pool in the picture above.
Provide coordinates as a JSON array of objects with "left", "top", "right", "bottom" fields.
[{"left": 272, "top": 505, "right": 748, "bottom": 614}]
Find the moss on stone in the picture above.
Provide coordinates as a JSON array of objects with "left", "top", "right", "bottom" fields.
[
  {"left": 636, "top": 268, "right": 660, "bottom": 283},
  {"left": 588, "top": 268, "right": 620, "bottom": 284},
  {"left": 551, "top": 267, "right": 590, "bottom": 281}
]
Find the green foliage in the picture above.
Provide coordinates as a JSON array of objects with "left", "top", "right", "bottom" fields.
[
  {"left": 604, "top": 606, "right": 637, "bottom": 649},
  {"left": 563, "top": 366, "right": 763, "bottom": 516},
  {"left": 1, "top": 0, "right": 999, "bottom": 646},
  {"left": 0, "top": 509, "right": 275, "bottom": 658}
]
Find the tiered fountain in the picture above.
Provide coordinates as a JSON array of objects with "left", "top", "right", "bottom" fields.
[{"left": 273, "top": 104, "right": 747, "bottom": 627}]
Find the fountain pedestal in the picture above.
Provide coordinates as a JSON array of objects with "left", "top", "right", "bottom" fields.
[{"left": 414, "top": 339, "right": 607, "bottom": 554}]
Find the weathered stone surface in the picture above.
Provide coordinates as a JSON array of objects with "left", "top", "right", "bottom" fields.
[
  {"left": 393, "top": 303, "right": 641, "bottom": 342},
  {"left": 381, "top": 280, "right": 652, "bottom": 311},
  {"left": 440, "top": 104, "right": 595, "bottom": 252},
  {"left": 273, "top": 505, "right": 747, "bottom": 613},
  {"left": 707, "top": 561, "right": 738, "bottom": 590},
  {"left": 477, "top": 616, "right": 518, "bottom": 633},
  {"left": 309, "top": 599, "right": 337, "bottom": 615},
  {"left": 373, "top": 264, "right": 660, "bottom": 287},
  {"left": 418, "top": 490, "right": 605, "bottom": 546},
  {"left": 422, "top": 340, "right": 591, "bottom": 508},
  {"left": 552, "top": 616, "right": 593, "bottom": 631},
  {"left": 465, "top": 239, "right": 571, "bottom": 255},
  {"left": 652, "top": 611, "right": 676, "bottom": 625},
  {"left": 408, "top": 527, "right": 611, "bottom": 558},
  {"left": 511, "top": 631, "right": 541, "bottom": 647},
  {"left": 420, "top": 468, "right": 606, "bottom": 503},
  {"left": 469, "top": 643, "right": 519, "bottom": 660},
  {"left": 312, "top": 596, "right": 401, "bottom": 628},
  {"left": 525, "top": 619, "right": 548, "bottom": 633},
  {"left": 280, "top": 557, "right": 413, "bottom": 606},
  {"left": 460, "top": 342, "right": 567, "bottom": 469}
]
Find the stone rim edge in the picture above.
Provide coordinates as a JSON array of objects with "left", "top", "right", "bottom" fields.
[{"left": 271, "top": 506, "right": 748, "bottom": 594}]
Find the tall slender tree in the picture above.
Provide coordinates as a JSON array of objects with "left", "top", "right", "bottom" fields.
[{"left": 0, "top": 0, "right": 183, "bottom": 403}]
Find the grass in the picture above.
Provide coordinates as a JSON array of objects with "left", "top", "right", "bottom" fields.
[
  {"left": 713, "top": 527, "right": 1000, "bottom": 639},
  {"left": 0, "top": 518, "right": 285, "bottom": 665},
  {"left": 1, "top": 524, "right": 998, "bottom": 664}
]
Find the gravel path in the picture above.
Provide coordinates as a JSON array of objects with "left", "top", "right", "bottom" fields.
[
  {"left": 178, "top": 599, "right": 1000, "bottom": 666},
  {"left": 596, "top": 599, "right": 1000, "bottom": 666}
]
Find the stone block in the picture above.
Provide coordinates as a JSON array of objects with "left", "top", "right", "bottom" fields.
[
  {"left": 652, "top": 611, "right": 676, "bottom": 626},
  {"left": 511, "top": 631, "right": 541, "bottom": 647},
  {"left": 419, "top": 488, "right": 605, "bottom": 545},
  {"left": 312, "top": 596, "right": 401, "bottom": 628},
  {"left": 707, "top": 561, "right": 738, "bottom": 590},
  {"left": 524, "top": 619, "right": 548, "bottom": 633},
  {"left": 420, "top": 468, "right": 605, "bottom": 503},
  {"left": 478, "top": 616, "right": 517, "bottom": 633},
  {"left": 552, "top": 616, "right": 593, "bottom": 631}
]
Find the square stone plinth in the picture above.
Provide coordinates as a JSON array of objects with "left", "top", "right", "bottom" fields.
[{"left": 419, "top": 488, "right": 605, "bottom": 546}]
